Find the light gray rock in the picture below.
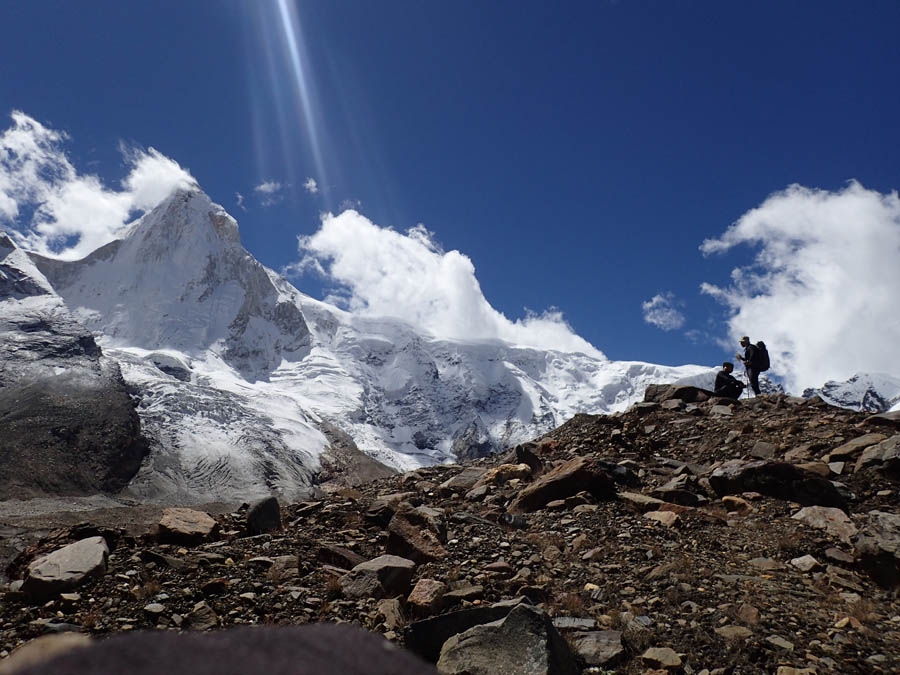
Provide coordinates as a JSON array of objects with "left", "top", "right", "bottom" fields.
[
  {"left": 22, "top": 537, "right": 109, "bottom": 600},
  {"left": 790, "top": 555, "right": 822, "bottom": 572},
  {"left": 340, "top": 555, "right": 416, "bottom": 599},
  {"left": 856, "top": 435, "right": 900, "bottom": 473},
  {"left": 827, "top": 433, "right": 888, "bottom": 462},
  {"left": 715, "top": 625, "right": 753, "bottom": 640},
  {"left": 750, "top": 441, "right": 778, "bottom": 459},
  {"left": 437, "top": 604, "right": 578, "bottom": 675},
  {"left": 570, "top": 630, "right": 624, "bottom": 667},
  {"left": 438, "top": 467, "right": 487, "bottom": 495},
  {"left": 792, "top": 506, "right": 857, "bottom": 544}
]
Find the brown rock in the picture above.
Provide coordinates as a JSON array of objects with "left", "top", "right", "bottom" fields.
[
  {"left": 644, "top": 511, "right": 680, "bottom": 528},
  {"left": 158, "top": 508, "right": 219, "bottom": 545},
  {"left": 386, "top": 506, "right": 447, "bottom": 564},
  {"left": 376, "top": 598, "right": 406, "bottom": 630},
  {"left": 640, "top": 646, "right": 683, "bottom": 669},
  {"left": 507, "top": 456, "right": 616, "bottom": 514},
  {"left": 407, "top": 578, "right": 448, "bottom": 614},
  {"left": 473, "top": 463, "right": 532, "bottom": 487}
]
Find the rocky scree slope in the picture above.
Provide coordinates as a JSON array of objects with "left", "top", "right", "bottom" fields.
[{"left": 2, "top": 389, "right": 899, "bottom": 674}]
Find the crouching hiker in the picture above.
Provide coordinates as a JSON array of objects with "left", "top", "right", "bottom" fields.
[{"left": 714, "top": 361, "right": 745, "bottom": 399}]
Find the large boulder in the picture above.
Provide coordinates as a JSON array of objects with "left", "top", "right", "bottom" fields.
[
  {"left": 387, "top": 506, "right": 447, "bottom": 564},
  {"left": 791, "top": 506, "right": 857, "bottom": 545},
  {"left": 436, "top": 604, "right": 579, "bottom": 675},
  {"left": 404, "top": 598, "right": 527, "bottom": 663},
  {"left": 158, "top": 508, "right": 219, "bottom": 545},
  {"left": 708, "top": 460, "right": 847, "bottom": 507},
  {"left": 246, "top": 497, "right": 282, "bottom": 535},
  {"left": 854, "top": 510, "right": 900, "bottom": 588},
  {"left": 507, "top": 456, "right": 616, "bottom": 514},
  {"left": 340, "top": 555, "right": 416, "bottom": 599},
  {"left": 643, "top": 384, "right": 712, "bottom": 404},
  {"left": 21, "top": 536, "right": 109, "bottom": 600}
]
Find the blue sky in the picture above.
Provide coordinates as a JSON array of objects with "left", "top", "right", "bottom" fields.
[{"left": 1, "top": 1, "right": 899, "bottom": 390}]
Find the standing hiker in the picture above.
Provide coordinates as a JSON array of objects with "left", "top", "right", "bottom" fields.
[
  {"left": 736, "top": 336, "right": 761, "bottom": 396},
  {"left": 714, "top": 361, "right": 745, "bottom": 399}
]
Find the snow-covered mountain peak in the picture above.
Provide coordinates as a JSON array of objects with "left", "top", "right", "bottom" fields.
[
  {"left": 803, "top": 372, "right": 900, "bottom": 413},
  {"left": 128, "top": 186, "right": 241, "bottom": 253},
  {"left": 32, "top": 188, "right": 310, "bottom": 377}
]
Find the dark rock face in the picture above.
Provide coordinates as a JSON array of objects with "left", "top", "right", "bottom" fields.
[
  {"left": 708, "top": 460, "right": 847, "bottom": 508},
  {"left": 854, "top": 510, "right": 900, "bottom": 588},
  {"left": 246, "top": 497, "right": 282, "bottom": 536},
  {"left": 0, "top": 243, "right": 146, "bottom": 498}
]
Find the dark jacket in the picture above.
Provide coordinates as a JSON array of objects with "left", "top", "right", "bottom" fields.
[
  {"left": 715, "top": 369, "right": 744, "bottom": 399},
  {"left": 742, "top": 343, "right": 759, "bottom": 371}
]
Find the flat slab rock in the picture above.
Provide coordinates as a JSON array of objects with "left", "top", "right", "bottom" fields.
[
  {"left": 22, "top": 536, "right": 109, "bottom": 600},
  {"left": 159, "top": 508, "right": 219, "bottom": 544}
]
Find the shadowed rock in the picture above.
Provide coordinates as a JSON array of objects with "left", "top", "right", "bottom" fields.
[
  {"left": 708, "top": 460, "right": 847, "bottom": 507},
  {"left": 246, "top": 497, "right": 281, "bottom": 535},
  {"left": 436, "top": 604, "right": 579, "bottom": 675},
  {"left": 854, "top": 510, "right": 900, "bottom": 588}
]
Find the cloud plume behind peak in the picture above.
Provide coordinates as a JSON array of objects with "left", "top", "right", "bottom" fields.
[
  {"left": 296, "top": 209, "right": 604, "bottom": 358},
  {"left": 0, "top": 112, "right": 195, "bottom": 260}
]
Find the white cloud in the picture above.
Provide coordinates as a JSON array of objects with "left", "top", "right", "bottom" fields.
[
  {"left": 254, "top": 180, "right": 282, "bottom": 194},
  {"left": 303, "top": 177, "right": 318, "bottom": 194},
  {"left": 297, "top": 209, "right": 604, "bottom": 357},
  {"left": 642, "top": 293, "right": 686, "bottom": 331},
  {"left": 235, "top": 192, "right": 246, "bottom": 211},
  {"left": 0, "top": 111, "right": 195, "bottom": 260},
  {"left": 701, "top": 181, "right": 900, "bottom": 392},
  {"left": 254, "top": 180, "right": 284, "bottom": 206}
]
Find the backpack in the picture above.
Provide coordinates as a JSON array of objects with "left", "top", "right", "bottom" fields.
[{"left": 754, "top": 341, "right": 770, "bottom": 372}]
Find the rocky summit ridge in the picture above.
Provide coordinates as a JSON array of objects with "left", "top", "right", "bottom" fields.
[{"left": 1, "top": 387, "right": 899, "bottom": 674}]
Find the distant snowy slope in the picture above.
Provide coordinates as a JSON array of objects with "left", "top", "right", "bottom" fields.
[{"left": 803, "top": 373, "right": 900, "bottom": 413}]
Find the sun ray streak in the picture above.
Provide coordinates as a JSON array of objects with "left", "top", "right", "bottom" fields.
[{"left": 275, "top": 0, "right": 329, "bottom": 206}]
